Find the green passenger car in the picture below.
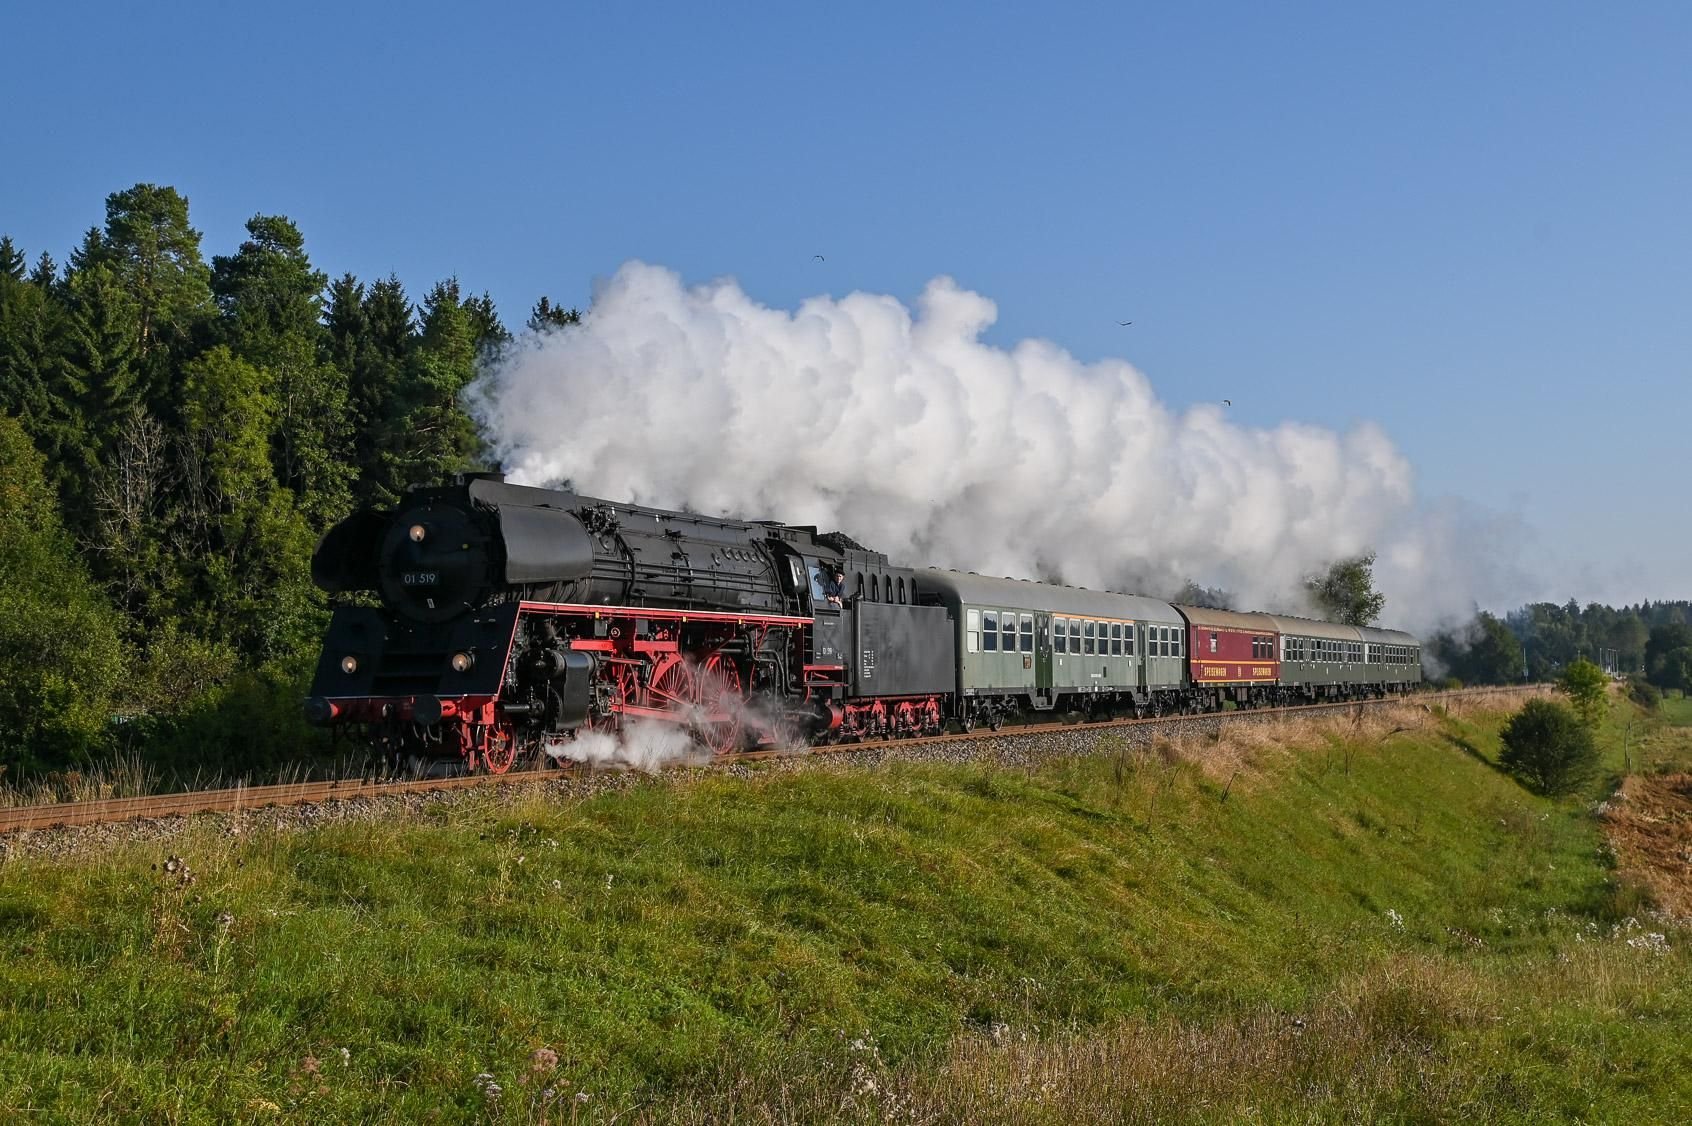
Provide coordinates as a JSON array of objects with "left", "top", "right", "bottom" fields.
[{"left": 917, "top": 570, "right": 1188, "bottom": 727}]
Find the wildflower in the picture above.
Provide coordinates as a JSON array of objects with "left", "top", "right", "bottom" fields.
[
  {"left": 1626, "top": 932, "right": 1671, "bottom": 956},
  {"left": 530, "top": 1047, "right": 559, "bottom": 1072},
  {"left": 339, "top": 1047, "right": 351, "bottom": 1066},
  {"left": 216, "top": 912, "right": 235, "bottom": 928},
  {"left": 551, "top": 879, "right": 562, "bottom": 891},
  {"left": 1385, "top": 908, "right": 1405, "bottom": 931},
  {"left": 576, "top": 1092, "right": 592, "bottom": 1103}
]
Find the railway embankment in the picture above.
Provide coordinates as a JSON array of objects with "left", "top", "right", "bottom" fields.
[{"left": 1, "top": 692, "right": 1688, "bottom": 1121}]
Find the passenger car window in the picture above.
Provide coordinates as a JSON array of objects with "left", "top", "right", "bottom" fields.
[
  {"left": 982, "top": 611, "right": 997, "bottom": 651},
  {"left": 966, "top": 608, "right": 979, "bottom": 654},
  {"left": 1054, "top": 618, "right": 1067, "bottom": 654},
  {"left": 1111, "top": 623, "right": 1123, "bottom": 655},
  {"left": 1210, "top": 632, "right": 1218, "bottom": 654},
  {"left": 1001, "top": 614, "right": 1016, "bottom": 652},
  {"left": 1020, "top": 614, "right": 1034, "bottom": 653}
]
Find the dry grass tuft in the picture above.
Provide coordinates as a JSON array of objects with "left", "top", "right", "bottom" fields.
[{"left": 1140, "top": 700, "right": 1469, "bottom": 789}]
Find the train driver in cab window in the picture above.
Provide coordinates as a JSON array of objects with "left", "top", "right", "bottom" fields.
[{"left": 811, "top": 564, "right": 846, "bottom": 610}]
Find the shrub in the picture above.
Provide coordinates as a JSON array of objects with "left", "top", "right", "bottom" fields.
[
  {"left": 1435, "top": 676, "right": 1464, "bottom": 692},
  {"left": 1626, "top": 679, "right": 1662, "bottom": 712},
  {"left": 1498, "top": 699, "right": 1599, "bottom": 797}
]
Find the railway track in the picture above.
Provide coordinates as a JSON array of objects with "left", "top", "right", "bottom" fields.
[{"left": 0, "top": 687, "right": 1539, "bottom": 835}]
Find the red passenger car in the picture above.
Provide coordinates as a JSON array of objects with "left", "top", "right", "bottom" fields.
[{"left": 1174, "top": 605, "right": 1281, "bottom": 709}]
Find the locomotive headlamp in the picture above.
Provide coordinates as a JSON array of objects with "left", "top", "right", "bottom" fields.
[
  {"left": 450, "top": 651, "right": 475, "bottom": 673},
  {"left": 340, "top": 655, "right": 359, "bottom": 675},
  {"left": 408, "top": 523, "right": 427, "bottom": 543}
]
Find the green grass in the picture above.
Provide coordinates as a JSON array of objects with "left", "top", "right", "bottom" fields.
[{"left": 0, "top": 698, "right": 1688, "bottom": 1122}]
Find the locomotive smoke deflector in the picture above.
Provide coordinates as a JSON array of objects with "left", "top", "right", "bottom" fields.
[{"left": 495, "top": 503, "right": 595, "bottom": 585}]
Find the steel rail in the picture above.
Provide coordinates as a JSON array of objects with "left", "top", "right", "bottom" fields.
[{"left": 0, "top": 686, "right": 1540, "bottom": 835}]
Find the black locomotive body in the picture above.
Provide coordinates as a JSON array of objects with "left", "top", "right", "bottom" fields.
[{"left": 306, "top": 475, "right": 956, "bottom": 770}]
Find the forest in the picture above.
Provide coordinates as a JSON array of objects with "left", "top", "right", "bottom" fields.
[
  {"left": 1, "top": 184, "right": 1686, "bottom": 780},
  {"left": 0, "top": 184, "right": 577, "bottom": 779}
]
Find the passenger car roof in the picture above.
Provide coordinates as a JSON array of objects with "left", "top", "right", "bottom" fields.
[
  {"left": 1174, "top": 605, "right": 1280, "bottom": 633},
  {"left": 1262, "top": 614, "right": 1365, "bottom": 642},
  {"left": 1357, "top": 625, "right": 1420, "bottom": 645},
  {"left": 917, "top": 569, "right": 1182, "bottom": 622}
]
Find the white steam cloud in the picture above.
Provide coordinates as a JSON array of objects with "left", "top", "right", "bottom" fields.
[
  {"left": 545, "top": 719, "right": 707, "bottom": 772},
  {"left": 471, "top": 263, "right": 1519, "bottom": 632}
]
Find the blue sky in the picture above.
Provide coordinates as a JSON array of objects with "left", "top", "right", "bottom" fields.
[{"left": 4, "top": 1, "right": 1688, "bottom": 606}]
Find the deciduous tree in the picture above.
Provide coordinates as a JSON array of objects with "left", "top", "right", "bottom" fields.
[
  {"left": 0, "top": 415, "right": 128, "bottom": 768},
  {"left": 1305, "top": 552, "right": 1386, "bottom": 626},
  {"left": 1556, "top": 658, "right": 1608, "bottom": 727}
]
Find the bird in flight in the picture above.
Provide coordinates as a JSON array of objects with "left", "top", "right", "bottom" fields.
[
  {"left": 1117, "top": 320, "right": 1132, "bottom": 326},
  {"left": 1222, "top": 399, "right": 1232, "bottom": 406},
  {"left": 813, "top": 254, "right": 825, "bottom": 261}
]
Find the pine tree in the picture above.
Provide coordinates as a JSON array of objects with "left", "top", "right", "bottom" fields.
[
  {"left": 528, "top": 295, "right": 582, "bottom": 332},
  {"left": 462, "top": 290, "right": 510, "bottom": 357},
  {"left": 340, "top": 275, "right": 415, "bottom": 502},
  {"left": 324, "top": 273, "right": 367, "bottom": 379},
  {"left": 0, "top": 238, "right": 58, "bottom": 433},
  {"left": 52, "top": 260, "right": 144, "bottom": 498},
  {"left": 89, "top": 183, "right": 213, "bottom": 363},
  {"left": 0, "top": 236, "right": 24, "bottom": 281},
  {"left": 174, "top": 346, "right": 318, "bottom": 659},
  {"left": 28, "top": 252, "right": 56, "bottom": 288},
  {"left": 212, "top": 215, "right": 353, "bottom": 526},
  {"left": 380, "top": 279, "right": 482, "bottom": 498}
]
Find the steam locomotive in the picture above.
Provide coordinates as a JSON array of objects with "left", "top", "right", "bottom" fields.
[{"left": 306, "top": 474, "right": 1421, "bottom": 772}]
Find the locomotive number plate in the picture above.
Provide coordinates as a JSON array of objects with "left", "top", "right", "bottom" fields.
[{"left": 402, "top": 571, "right": 439, "bottom": 587}]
